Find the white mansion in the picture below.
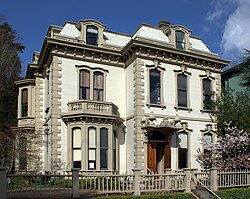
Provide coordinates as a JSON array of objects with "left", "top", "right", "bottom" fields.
[{"left": 15, "top": 19, "right": 229, "bottom": 174}]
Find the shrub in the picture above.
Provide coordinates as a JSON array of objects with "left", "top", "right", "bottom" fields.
[
  {"left": 216, "top": 187, "right": 250, "bottom": 199},
  {"left": 97, "top": 192, "right": 192, "bottom": 199}
]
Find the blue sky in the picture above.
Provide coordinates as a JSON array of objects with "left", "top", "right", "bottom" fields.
[{"left": 1, "top": 0, "right": 250, "bottom": 74}]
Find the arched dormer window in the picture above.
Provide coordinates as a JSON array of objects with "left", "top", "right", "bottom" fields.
[
  {"left": 93, "top": 71, "right": 104, "bottom": 101},
  {"left": 86, "top": 25, "right": 98, "bottom": 46},
  {"left": 21, "top": 88, "right": 28, "bottom": 117},
  {"left": 175, "top": 30, "right": 185, "bottom": 50},
  {"left": 150, "top": 69, "right": 161, "bottom": 105}
]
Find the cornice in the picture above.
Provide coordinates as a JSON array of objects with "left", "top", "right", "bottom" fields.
[
  {"left": 38, "top": 37, "right": 125, "bottom": 68},
  {"left": 37, "top": 34, "right": 230, "bottom": 74},
  {"left": 15, "top": 79, "right": 35, "bottom": 86}
]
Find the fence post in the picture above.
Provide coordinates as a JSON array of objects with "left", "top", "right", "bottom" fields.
[
  {"left": 164, "top": 169, "right": 172, "bottom": 190},
  {"left": 132, "top": 168, "right": 141, "bottom": 196},
  {"left": 0, "top": 167, "right": 7, "bottom": 199},
  {"left": 210, "top": 168, "right": 218, "bottom": 191},
  {"left": 183, "top": 168, "right": 192, "bottom": 193},
  {"left": 72, "top": 168, "right": 80, "bottom": 198}
]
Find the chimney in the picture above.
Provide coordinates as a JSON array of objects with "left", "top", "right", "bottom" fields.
[{"left": 158, "top": 20, "right": 171, "bottom": 30}]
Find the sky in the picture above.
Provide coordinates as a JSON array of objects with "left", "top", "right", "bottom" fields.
[{"left": 1, "top": 0, "right": 250, "bottom": 75}]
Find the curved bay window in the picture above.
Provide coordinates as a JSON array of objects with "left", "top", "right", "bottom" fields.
[
  {"left": 175, "top": 30, "right": 185, "bottom": 50},
  {"left": 177, "top": 74, "right": 187, "bottom": 107},
  {"left": 72, "top": 128, "right": 81, "bottom": 168},
  {"left": 203, "top": 78, "right": 212, "bottom": 110},
  {"left": 150, "top": 69, "right": 161, "bottom": 104},
  {"left": 93, "top": 72, "right": 104, "bottom": 101},
  {"left": 88, "top": 127, "right": 96, "bottom": 170},
  {"left": 100, "top": 128, "right": 108, "bottom": 169},
  {"left": 79, "top": 69, "right": 90, "bottom": 100},
  {"left": 178, "top": 132, "right": 188, "bottom": 169},
  {"left": 21, "top": 88, "right": 28, "bottom": 117},
  {"left": 86, "top": 25, "right": 98, "bottom": 46}
]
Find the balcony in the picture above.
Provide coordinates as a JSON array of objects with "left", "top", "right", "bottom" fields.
[{"left": 62, "top": 100, "right": 120, "bottom": 121}]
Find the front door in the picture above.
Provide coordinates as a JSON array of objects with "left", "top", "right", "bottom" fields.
[{"left": 147, "top": 141, "right": 171, "bottom": 173}]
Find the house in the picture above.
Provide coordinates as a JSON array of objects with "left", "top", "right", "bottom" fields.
[
  {"left": 222, "top": 65, "right": 246, "bottom": 95},
  {"left": 15, "top": 19, "right": 229, "bottom": 174}
]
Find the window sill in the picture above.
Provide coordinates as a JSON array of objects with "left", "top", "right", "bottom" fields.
[
  {"left": 146, "top": 103, "right": 166, "bottom": 109},
  {"left": 174, "top": 106, "right": 192, "bottom": 112},
  {"left": 200, "top": 109, "right": 213, "bottom": 113}
]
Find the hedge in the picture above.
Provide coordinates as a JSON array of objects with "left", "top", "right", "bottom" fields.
[
  {"left": 216, "top": 187, "right": 250, "bottom": 199},
  {"left": 97, "top": 193, "right": 192, "bottom": 199}
]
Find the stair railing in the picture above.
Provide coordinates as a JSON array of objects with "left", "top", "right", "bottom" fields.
[{"left": 192, "top": 175, "right": 221, "bottom": 199}]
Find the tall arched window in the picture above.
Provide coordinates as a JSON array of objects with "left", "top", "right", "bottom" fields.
[
  {"left": 178, "top": 132, "right": 188, "bottom": 169},
  {"left": 203, "top": 78, "right": 212, "bottom": 109},
  {"left": 79, "top": 69, "right": 90, "bottom": 100},
  {"left": 21, "top": 88, "right": 28, "bottom": 117},
  {"left": 88, "top": 127, "right": 96, "bottom": 170},
  {"left": 86, "top": 25, "right": 98, "bottom": 46},
  {"left": 93, "top": 71, "right": 104, "bottom": 101},
  {"left": 177, "top": 74, "right": 187, "bottom": 107},
  {"left": 150, "top": 69, "right": 161, "bottom": 104},
  {"left": 100, "top": 128, "right": 108, "bottom": 169},
  {"left": 72, "top": 128, "right": 81, "bottom": 169},
  {"left": 175, "top": 31, "right": 185, "bottom": 50}
]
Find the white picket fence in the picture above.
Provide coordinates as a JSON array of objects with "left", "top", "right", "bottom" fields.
[{"left": 0, "top": 168, "right": 249, "bottom": 198}]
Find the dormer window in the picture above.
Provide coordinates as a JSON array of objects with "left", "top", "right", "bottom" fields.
[
  {"left": 86, "top": 25, "right": 98, "bottom": 46},
  {"left": 175, "top": 30, "right": 185, "bottom": 50}
]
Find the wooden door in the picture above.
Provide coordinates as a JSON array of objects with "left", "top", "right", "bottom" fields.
[
  {"left": 164, "top": 142, "right": 171, "bottom": 169},
  {"left": 147, "top": 143, "right": 157, "bottom": 173}
]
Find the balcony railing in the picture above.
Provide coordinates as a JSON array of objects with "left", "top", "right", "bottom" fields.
[{"left": 67, "top": 99, "right": 119, "bottom": 117}]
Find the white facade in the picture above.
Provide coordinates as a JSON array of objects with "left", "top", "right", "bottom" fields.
[{"left": 15, "top": 19, "right": 229, "bottom": 174}]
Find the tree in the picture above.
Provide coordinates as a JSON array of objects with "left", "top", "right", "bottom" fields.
[
  {"left": 0, "top": 16, "right": 24, "bottom": 130},
  {"left": 212, "top": 90, "right": 250, "bottom": 136},
  {"left": 0, "top": 16, "right": 24, "bottom": 170},
  {"left": 196, "top": 125, "right": 250, "bottom": 170},
  {"left": 238, "top": 49, "right": 250, "bottom": 90}
]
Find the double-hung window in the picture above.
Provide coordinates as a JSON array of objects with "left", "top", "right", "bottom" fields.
[
  {"left": 79, "top": 70, "right": 90, "bottom": 100},
  {"left": 100, "top": 128, "right": 108, "bottom": 169},
  {"left": 177, "top": 74, "right": 187, "bottom": 107},
  {"left": 93, "top": 72, "right": 104, "bottom": 101},
  {"left": 178, "top": 132, "right": 188, "bottom": 169},
  {"left": 150, "top": 69, "right": 161, "bottom": 104},
  {"left": 79, "top": 69, "right": 104, "bottom": 101},
  {"left": 88, "top": 127, "right": 96, "bottom": 170},
  {"left": 21, "top": 88, "right": 28, "bottom": 117},
  {"left": 72, "top": 128, "right": 82, "bottom": 169},
  {"left": 203, "top": 78, "right": 212, "bottom": 110}
]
